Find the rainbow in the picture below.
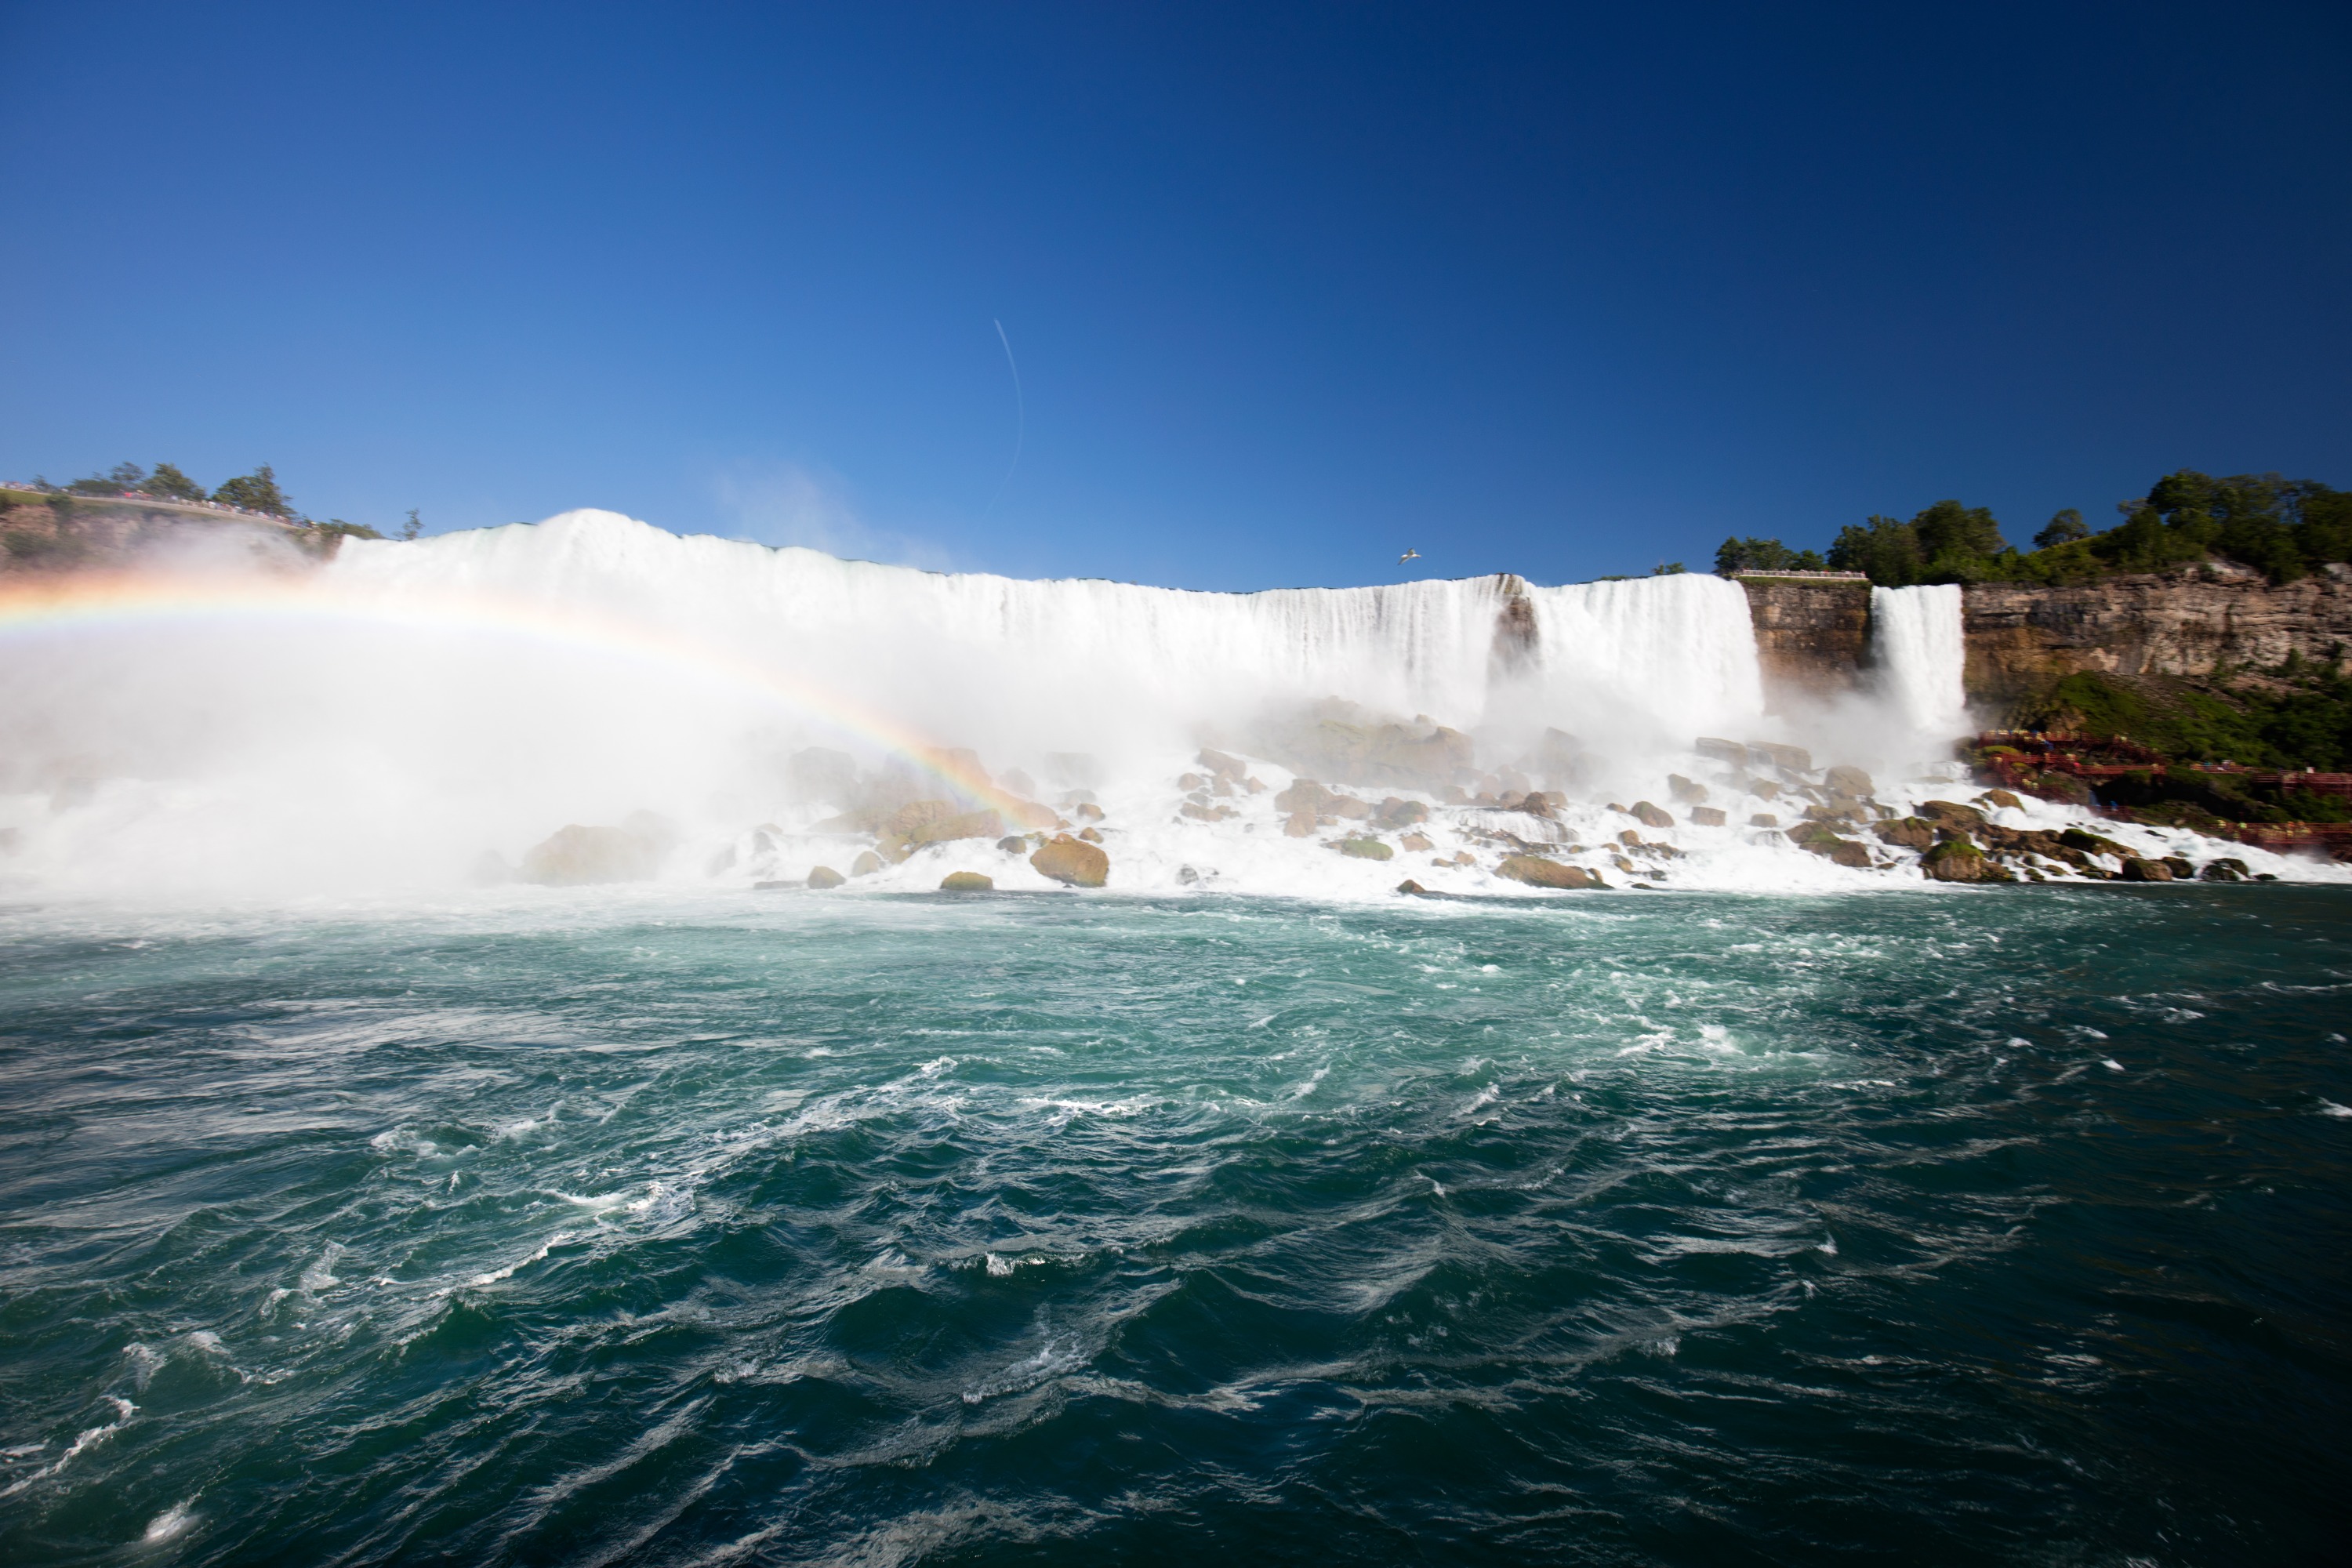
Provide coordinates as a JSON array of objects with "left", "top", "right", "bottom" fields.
[{"left": 0, "top": 569, "right": 1043, "bottom": 818}]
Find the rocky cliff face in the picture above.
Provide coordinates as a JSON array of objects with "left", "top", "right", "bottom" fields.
[
  {"left": 1737, "top": 579, "right": 1873, "bottom": 705},
  {"left": 1961, "top": 564, "right": 2352, "bottom": 703}
]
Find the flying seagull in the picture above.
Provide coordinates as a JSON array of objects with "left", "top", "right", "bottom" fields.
[{"left": 1398, "top": 548, "right": 1421, "bottom": 565}]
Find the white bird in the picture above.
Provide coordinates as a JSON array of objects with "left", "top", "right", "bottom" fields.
[{"left": 1398, "top": 548, "right": 1421, "bottom": 565}]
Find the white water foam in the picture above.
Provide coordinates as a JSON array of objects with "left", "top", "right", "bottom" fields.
[{"left": 0, "top": 511, "right": 2339, "bottom": 898}]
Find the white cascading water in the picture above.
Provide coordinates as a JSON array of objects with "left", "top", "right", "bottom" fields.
[
  {"left": 1869, "top": 584, "right": 1969, "bottom": 739},
  {"left": 7, "top": 510, "right": 2321, "bottom": 896}
]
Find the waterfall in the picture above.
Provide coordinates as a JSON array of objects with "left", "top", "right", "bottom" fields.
[
  {"left": 1869, "top": 584, "right": 1969, "bottom": 738},
  {"left": 325, "top": 510, "right": 1767, "bottom": 764}
]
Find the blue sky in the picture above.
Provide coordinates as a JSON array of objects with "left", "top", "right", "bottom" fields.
[{"left": 2, "top": 2, "right": 2346, "bottom": 590}]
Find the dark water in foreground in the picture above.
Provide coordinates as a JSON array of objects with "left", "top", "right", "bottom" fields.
[{"left": 1, "top": 887, "right": 2348, "bottom": 1566}]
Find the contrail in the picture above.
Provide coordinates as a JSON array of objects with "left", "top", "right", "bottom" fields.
[{"left": 981, "top": 318, "right": 1024, "bottom": 520}]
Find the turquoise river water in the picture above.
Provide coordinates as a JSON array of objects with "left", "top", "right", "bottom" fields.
[{"left": 2, "top": 886, "right": 2348, "bottom": 1565}]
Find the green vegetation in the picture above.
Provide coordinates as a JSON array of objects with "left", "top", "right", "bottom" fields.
[
  {"left": 2014, "top": 666, "right": 2352, "bottom": 771},
  {"left": 211, "top": 464, "right": 292, "bottom": 515},
  {"left": 1722, "top": 469, "right": 2352, "bottom": 588},
  {"left": 1714, "top": 537, "right": 1826, "bottom": 575}
]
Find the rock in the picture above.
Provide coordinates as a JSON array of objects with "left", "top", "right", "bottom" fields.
[
  {"left": 1283, "top": 811, "right": 1316, "bottom": 837},
  {"left": 2060, "top": 827, "right": 2129, "bottom": 859},
  {"left": 1750, "top": 813, "right": 1779, "bottom": 828},
  {"left": 1255, "top": 709, "right": 1476, "bottom": 789},
  {"left": 1031, "top": 833, "right": 1110, "bottom": 887},
  {"left": 1695, "top": 737, "right": 1748, "bottom": 765},
  {"left": 997, "top": 768, "right": 1037, "bottom": 799},
  {"left": 1075, "top": 802, "right": 1105, "bottom": 822},
  {"left": 1178, "top": 772, "right": 1207, "bottom": 790},
  {"left": 1400, "top": 832, "right": 1434, "bottom": 852},
  {"left": 1918, "top": 800, "right": 1987, "bottom": 829},
  {"left": 1395, "top": 879, "right": 1428, "bottom": 895},
  {"left": 1689, "top": 806, "right": 1726, "bottom": 827},
  {"left": 1824, "top": 764, "right": 1874, "bottom": 797},
  {"left": 1630, "top": 800, "right": 1675, "bottom": 829},
  {"left": 2118, "top": 858, "right": 2174, "bottom": 882},
  {"left": 1337, "top": 837, "right": 1393, "bottom": 860},
  {"left": 851, "top": 850, "right": 883, "bottom": 877},
  {"left": 519, "top": 823, "right": 666, "bottom": 886},
  {"left": 1748, "top": 779, "right": 1783, "bottom": 801},
  {"left": 1274, "top": 779, "right": 1330, "bottom": 814},
  {"left": 2200, "top": 857, "right": 2249, "bottom": 882},
  {"left": 1078, "top": 826, "right": 1104, "bottom": 844},
  {"left": 1921, "top": 838, "right": 1995, "bottom": 881},
  {"left": 1668, "top": 774, "right": 1709, "bottom": 804},
  {"left": 1376, "top": 797, "right": 1430, "bottom": 828},
  {"left": 1875, "top": 817, "right": 1936, "bottom": 850},
  {"left": 1979, "top": 789, "right": 2024, "bottom": 811},
  {"left": 1243, "top": 777, "right": 1266, "bottom": 794},
  {"left": 1003, "top": 799, "right": 1060, "bottom": 830},
  {"left": 1795, "top": 822, "right": 1872, "bottom": 868},
  {"left": 806, "top": 865, "right": 846, "bottom": 888},
  {"left": 1181, "top": 800, "right": 1236, "bottom": 822},
  {"left": 1748, "top": 741, "right": 1813, "bottom": 773},
  {"left": 883, "top": 800, "right": 1003, "bottom": 851},
  {"left": 1330, "top": 797, "right": 1373, "bottom": 820},
  {"left": 753, "top": 880, "right": 798, "bottom": 890},
  {"left": 940, "top": 871, "right": 994, "bottom": 891},
  {"left": 1496, "top": 855, "right": 1601, "bottom": 888},
  {"left": 1196, "top": 747, "right": 1247, "bottom": 779}
]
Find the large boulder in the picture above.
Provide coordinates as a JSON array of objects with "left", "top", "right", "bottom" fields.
[
  {"left": 1376, "top": 797, "right": 1429, "bottom": 828},
  {"left": 1337, "top": 837, "right": 1393, "bottom": 861},
  {"left": 1695, "top": 737, "right": 1748, "bottom": 765},
  {"left": 1922, "top": 838, "right": 2008, "bottom": 882},
  {"left": 882, "top": 800, "right": 1004, "bottom": 854},
  {"left": 1748, "top": 741, "right": 1813, "bottom": 773},
  {"left": 1668, "top": 773, "right": 1709, "bottom": 804},
  {"left": 1496, "top": 855, "right": 1602, "bottom": 889},
  {"left": 1795, "top": 822, "right": 1872, "bottom": 868},
  {"left": 1824, "top": 764, "right": 1874, "bottom": 797},
  {"left": 2118, "top": 857, "right": 2175, "bottom": 882},
  {"left": 1274, "top": 778, "right": 1330, "bottom": 815},
  {"left": 1630, "top": 800, "right": 1675, "bottom": 829},
  {"left": 1196, "top": 747, "right": 1247, "bottom": 779},
  {"left": 519, "top": 822, "right": 666, "bottom": 886},
  {"left": 1918, "top": 800, "right": 1986, "bottom": 830},
  {"left": 1031, "top": 833, "right": 1110, "bottom": 887},
  {"left": 1330, "top": 797, "right": 1373, "bottom": 821},
  {"left": 1283, "top": 811, "right": 1316, "bottom": 838},
  {"left": 1689, "top": 806, "right": 1727, "bottom": 827},
  {"left": 940, "top": 871, "right": 994, "bottom": 891},
  {"left": 1875, "top": 817, "right": 1936, "bottom": 850},
  {"left": 1002, "top": 798, "right": 1060, "bottom": 830},
  {"left": 806, "top": 865, "right": 846, "bottom": 888}
]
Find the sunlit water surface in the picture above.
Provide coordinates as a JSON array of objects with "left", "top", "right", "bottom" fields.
[{"left": 2, "top": 887, "right": 2348, "bottom": 1566}]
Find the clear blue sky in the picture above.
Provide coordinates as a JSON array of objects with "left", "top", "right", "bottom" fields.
[{"left": 2, "top": 2, "right": 2346, "bottom": 589}]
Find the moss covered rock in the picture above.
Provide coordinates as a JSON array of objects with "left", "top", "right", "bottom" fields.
[
  {"left": 1496, "top": 855, "right": 1602, "bottom": 888},
  {"left": 1338, "top": 837, "right": 1393, "bottom": 860},
  {"left": 939, "top": 871, "right": 994, "bottom": 891}
]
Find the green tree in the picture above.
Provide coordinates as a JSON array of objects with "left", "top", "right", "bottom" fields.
[
  {"left": 212, "top": 465, "right": 291, "bottom": 516},
  {"left": 1828, "top": 515, "right": 1924, "bottom": 585},
  {"left": 67, "top": 462, "right": 146, "bottom": 496},
  {"left": 1713, "top": 536, "right": 1826, "bottom": 575},
  {"left": 145, "top": 463, "right": 206, "bottom": 502},
  {"left": 400, "top": 508, "right": 422, "bottom": 542},
  {"left": 2033, "top": 508, "right": 2088, "bottom": 550}
]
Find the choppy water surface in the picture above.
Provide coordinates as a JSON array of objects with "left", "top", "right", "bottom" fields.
[{"left": 2, "top": 887, "right": 2348, "bottom": 1566}]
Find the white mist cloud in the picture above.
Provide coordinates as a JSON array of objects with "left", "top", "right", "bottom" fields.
[{"left": 710, "top": 461, "right": 964, "bottom": 573}]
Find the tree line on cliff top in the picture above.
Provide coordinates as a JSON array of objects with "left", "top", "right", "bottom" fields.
[
  {"left": 21, "top": 461, "right": 419, "bottom": 542},
  {"left": 1718, "top": 470, "right": 2352, "bottom": 588}
]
